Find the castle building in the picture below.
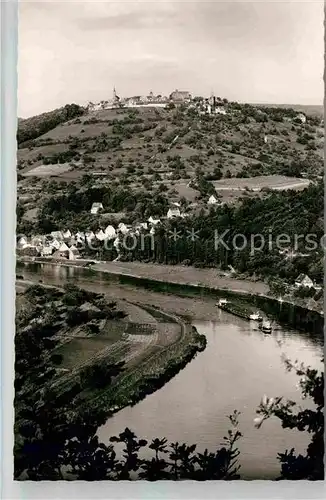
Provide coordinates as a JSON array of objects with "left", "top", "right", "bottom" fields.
[{"left": 169, "top": 89, "right": 192, "bottom": 103}]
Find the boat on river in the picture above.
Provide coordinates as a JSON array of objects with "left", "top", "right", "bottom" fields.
[
  {"left": 249, "top": 312, "right": 263, "bottom": 322},
  {"left": 217, "top": 299, "right": 262, "bottom": 322},
  {"left": 259, "top": 320, "right": 272, "bottom": 333}
]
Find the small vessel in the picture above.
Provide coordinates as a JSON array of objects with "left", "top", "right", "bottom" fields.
[
  {"left": 249, "top": 312, "right": 263, "bottom": 321},
  {"left": 260, "top": 320, "right": 272, "bottom": 333}
]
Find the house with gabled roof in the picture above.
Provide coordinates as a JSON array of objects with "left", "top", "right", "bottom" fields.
[
  {"left": 75, "top": 232, "right": 85, "bottom": 243},
  {"left": 295, "top": 274, "right": 314, "bottom": 288},
  {"left": 148, "top": 216, "right": 160, "bottom": 225},
  {"left": 118, "top": 223, "right": 128, "bottom": 234},
  {"left": 96, "top": 229, "right": 106, "bottom": 241},
  {"left": 91, "top": 202, "right": 103, "bottom": 215},
  {"left": 207, "top": 194, "right": 219, "bottom": 205},
  {"left": 31, "top": 236, "right": 45, "bottom": 247},
  {"left": 85, "top": 231, "right": 95, "bottom": 242},
  {"left": 104, "top": 225, "right": 116, "bottom": 239},
  {"left": 51, "top": 242, "right": 70, "bottom": 259},
  {"left": 169, "top": 89, "right": 192, "bottom": 103},
  {"left": 50, "top": 239, "right": 61, "bottom": 250},
  {"left": 68, "top": 245, "right": 80, "bottom": 260},
  {"left": 17, "top": 236, "right": 28, "bottom": 248},
  {"left": 136, "top": 222, "right": 148, "bottom": 231},
  {"left": 40, "top": 245, "right": 53, "bottom": 257},
  {"left": 167, "top": 208, "right": 181, "bottom": 219},
  {"left": 51, "top": 231, "right": 64, "bottom": 241},
  {"left": 58, "top": 242, "right": 69, "bottom": 252},
  {"left": 63, "top": 229, "right": 72, "bottom": 239}
]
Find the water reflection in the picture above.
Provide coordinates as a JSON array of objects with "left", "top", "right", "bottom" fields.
[{"left": 97, "top": 318, "right": 322, "bottom": 479}]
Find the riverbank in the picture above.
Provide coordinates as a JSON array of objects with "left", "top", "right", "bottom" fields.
[
  {"left": 54, "top": 318, "right": 207, "bottom": 421},
  {"left": 16, "top": 275, "right": 207, "bottom": 421},
  {"left": 17, "top": 258, "right": 324, "bottom": 334},
  {"left": 17, "top": 256, "right": 269, "bottom": 294},
  {"left": 17, "top": 257, "right": 323, "bottom": 315},
  {"left": 79, "top": 323, "right": 207, "bottom": 419}
]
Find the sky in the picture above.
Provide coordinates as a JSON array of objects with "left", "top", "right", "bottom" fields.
[{"left": 18, "top": 0, "right": 324, "bottom": 117}]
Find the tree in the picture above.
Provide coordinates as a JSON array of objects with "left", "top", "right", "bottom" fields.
[
  {"left": 80, "top": 361, "right": 125, "bottom": 389},
  {"left": 254, "top": 357, "right": 324, "bottom": 480},
  {"left": 16, "top": 202, "right": 25, "bottom": 223},
  {"left": 267, "top": 278, "right": 288, "bottom": 297}
]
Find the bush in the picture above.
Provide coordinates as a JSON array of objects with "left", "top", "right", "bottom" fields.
[
  {"left": 51, "top": 353, "right": 63, "bottom": 365},
  {"left": 254, "top": 357, "right": 324, "bottom": 480}
]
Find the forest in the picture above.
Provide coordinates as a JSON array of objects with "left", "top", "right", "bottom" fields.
[{"left": 27, "top": 180, "right": 324, "bottom": 284}]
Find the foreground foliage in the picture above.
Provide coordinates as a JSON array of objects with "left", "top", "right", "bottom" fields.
[{"left": 254, "top": 357, "right": 324, "bottom": 480}]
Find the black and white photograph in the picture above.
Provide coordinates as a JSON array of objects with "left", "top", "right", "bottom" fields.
[{"left": 14, "top": 0, "right": 324, "bottom": 482}]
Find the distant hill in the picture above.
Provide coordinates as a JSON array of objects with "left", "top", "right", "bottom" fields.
[
  {"left": 17, "top": 104, "right": 86, "bottom": 146},
  {"left": 253, "top": 103, "right": 323, "bottom": 117}
]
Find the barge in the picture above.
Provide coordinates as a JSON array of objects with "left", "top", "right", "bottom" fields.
[{"left": 217, "top": 299, "right": 263, "bottom": 322}]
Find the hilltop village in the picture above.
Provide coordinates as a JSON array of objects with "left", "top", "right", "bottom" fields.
[{"left": 87, "top": 88, "right": 228, "bottom": 115}]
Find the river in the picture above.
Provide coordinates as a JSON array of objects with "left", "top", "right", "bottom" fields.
[{"left": 17, "top": 262, "right": 324, "bottom": 479}]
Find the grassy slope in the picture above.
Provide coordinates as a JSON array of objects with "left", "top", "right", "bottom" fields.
[
  {"left": 17, "top": 104, "right": 86, "bottom": 146},
  {"left": 16, "top": 102, "right": 324, "bottom": 214}
]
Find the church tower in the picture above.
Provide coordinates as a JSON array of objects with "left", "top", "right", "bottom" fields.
[
  {"left": 208, "top": 91, "right": 216, "bottom": 107},
  {"left": 113, "top": 86, "right": 120, "bottom": 101},
  {"left": 112, "top": 86, "right": 121, "bottom": 108}
]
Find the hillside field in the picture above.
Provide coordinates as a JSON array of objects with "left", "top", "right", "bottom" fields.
[{"left": 17, "top": 100, "right": 323, "bottom": 225}]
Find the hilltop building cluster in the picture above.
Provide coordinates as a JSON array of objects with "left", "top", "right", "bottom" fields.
[
  {"left": 87, "top": 88, "right": 171, "bottom": 111},
  {"left": 87, "top": 88, "right": 228, "bottom": 115},
  {"left": 86, "top": 89, "right": 310, "bottom": 126}
]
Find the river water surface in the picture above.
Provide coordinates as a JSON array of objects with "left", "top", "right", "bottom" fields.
[{"left": 17, "top": 262, "right": 324, "bottom": 479}]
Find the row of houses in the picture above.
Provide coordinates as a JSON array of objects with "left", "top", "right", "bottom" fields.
[
  {"left": 17, "top": 235, "right": 321, "bottom": 292},
  {"left": 17, "top": 238, "right": 81, "bottom": 260},
  {"left": 87, "top": 89, "right": 194, "bottom": 112},
  {"left": 17, "top": 216, "right": 164, "bottom": 260},
  {"left": 17, "top": 198, "right": 197, "bottom": 260}
]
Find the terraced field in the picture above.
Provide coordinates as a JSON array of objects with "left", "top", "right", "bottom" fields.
[
  {"left": 48, "top": 299, "right": 191, "bottom": 415},
  {"left": 16, "top": 276, "right": 189, "bottom": 408},
  {"left": 54, "top": 303, "right": 182, "bottom": 374}
]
